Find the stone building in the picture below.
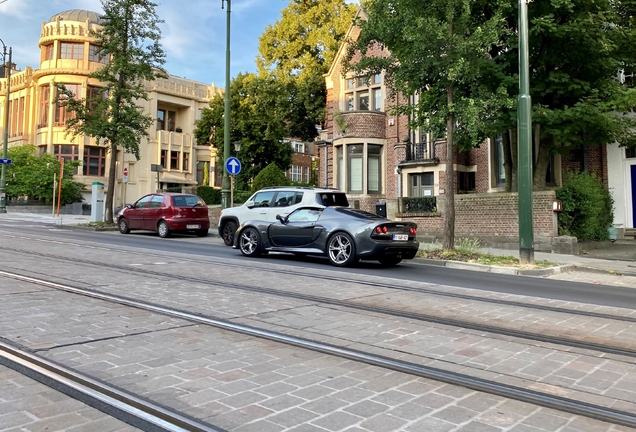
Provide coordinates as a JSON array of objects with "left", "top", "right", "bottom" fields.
[{"left": 0, "top": 9, "right": 223, "bottom": 208}]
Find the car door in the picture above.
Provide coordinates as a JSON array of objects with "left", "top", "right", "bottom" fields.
[
  {"left": 128, "top": 195, "right": 152, "bottom": 229},
  {"left": 243, "top": 191, "right": 276, "bottom": 222},
  {"left": 269, "top": 208, "right": 322, "bottom": 247},
  {"left": 267, "top": 191, "right": 303, "bottom": 221},
  {"left": 144, "top": 195, "right": 164, "bottom": 230}
]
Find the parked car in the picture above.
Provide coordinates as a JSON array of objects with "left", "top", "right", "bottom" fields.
[
  {"left": 218, "top": 186, "right": 350, "bottom": 246},
  {"left": 234, "top": 206, "right": 419, "bottom": 267},
  {"left": 117, "top": 193, "right": 210, "bottom": 238}
]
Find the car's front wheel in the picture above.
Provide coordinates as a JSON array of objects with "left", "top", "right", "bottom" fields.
[
  {"left": 378, "top": 256, "right": 403, "bottom": 267},
  {"left": 222, "top": 221, "right": 237, "bottom": 246},
  {"left": 327, "top": 232, "right": 357, "bottom": 267},
  {"left": 157, "top": 221, "right": 171, "bottom": 238},
  {"left": 239, "top": 227, "right": 261, "bottom": 257},
  {"left": 118, "top": 218, "right": 130, "bottom": 234}
]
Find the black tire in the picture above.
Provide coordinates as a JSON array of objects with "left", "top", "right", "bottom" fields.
[
  {"left": 157, "top": 220, "right": 171, "bottom": 238},
  {"left": 378, "top": 256, "right": 403, "bottom": 267},
  {"left": 196, "top": 229, "right": 208, "bottom": 237},
  {"left": 118, "top": 218, "right": 130, "bottom": 234},
  {"left": 222, "top": 221, "right": 237, "bottom": 246},
  {"left": 327, "top": 232, "right": 357, "bottom": 267},
  {"left": 238, "top": 227, "right": 262, "bottom": 257}
]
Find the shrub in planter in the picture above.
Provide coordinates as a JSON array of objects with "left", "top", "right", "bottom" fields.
[{"left": 556, "top": 171, "right": 614, "bottom": 241}]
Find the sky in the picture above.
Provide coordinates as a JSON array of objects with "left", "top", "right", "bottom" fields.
[{"left": 0, "top": 0, "right": 358, "bottom": 87}]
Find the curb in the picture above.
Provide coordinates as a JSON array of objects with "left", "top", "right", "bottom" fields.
[{"left": 417, "top": 259, "right": 577, "bottom": 276}]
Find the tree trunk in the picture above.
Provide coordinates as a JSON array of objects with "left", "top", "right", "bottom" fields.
[
  {"left": 104, "top": 145, "right": 117, "bottom": 223},
  {"left": 533, "top": 134, "right": 551, "bottom": 190},
  {"left": 443, "top": 83, "right": 455, "bottom": 251}
]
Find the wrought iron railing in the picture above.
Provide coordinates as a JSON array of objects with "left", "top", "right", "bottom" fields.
[{"left": 405, "top": 142, "right": 429, "bottom": 161}]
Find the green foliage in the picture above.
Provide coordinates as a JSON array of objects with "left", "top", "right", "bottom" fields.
[
  {"left": 194, "top": 73, "right": 294, "bottom": 186},
  {"left": 556, "top": 171, "right": 614, "bottom": 241},
  {"left": 233, "top": 191, "right": 252, "bottom": 205},
  {"left": 60, "top": 0, "right": 166, "bottom": 222},
  {"left": 251, "top": 163, "right": 290, "bottom": 193},
  {"left": 6, "top": 145, "right": 85, "bottom": 205},
  {"left": 402, "top": 197, "right": 437, "bottom": 213},
  {"left": 196, "top": 186, "right": 221, "bottom": 205}
]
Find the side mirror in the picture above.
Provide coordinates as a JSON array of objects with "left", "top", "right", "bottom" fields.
[
  {"left": 126, "top": 204, "right": 133, "bottom": 209},
  {"left": 245, "top": 200, "right": 255, "bottom": 209},
  {"left": 276, "top": 214, "right": 287, "bottom": 224}
]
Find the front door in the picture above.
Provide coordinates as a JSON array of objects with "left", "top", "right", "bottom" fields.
[{"left": 128, "top": 195, "right": 152, "bottom": 229}]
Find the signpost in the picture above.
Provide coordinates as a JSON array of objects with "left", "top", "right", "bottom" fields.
[
  {"left": 122, "top": 166, "right": 128, "bottom": 209},
  {"left": 225, "top": 157, "right": 241, "bottom": 207},
  {"left": 151, "top": 164, "right": 163, "bottom": 192},
  {"left": 0, "top": 158, "right": 11, "bottom": 165}
]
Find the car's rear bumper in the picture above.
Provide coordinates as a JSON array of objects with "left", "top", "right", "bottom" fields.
[
  {"left": 357, "top": 241, "right": 420, "bottom": 260},
  {"left": 166, "top": 218, "right": 210, "bottom": 231}
]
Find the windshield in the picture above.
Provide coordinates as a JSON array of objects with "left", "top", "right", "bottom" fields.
[{"left": 172, "top": 195, "right": 204, "bottom": 207}]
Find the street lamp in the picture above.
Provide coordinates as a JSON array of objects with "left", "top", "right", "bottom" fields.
[
  {"left": 232, "top": 141, "right": 241, "bottom": 153},
  {"left": 221, "top": 0, "right": 232, "bottom": 209},
  {"left": 518, "top": 0, "right": 534, "bottom": 264},
  {"left": 0, "top": 38, "right": 12, "bottom": 214}
]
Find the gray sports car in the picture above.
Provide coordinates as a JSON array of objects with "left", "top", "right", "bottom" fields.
[{"left": 233, "top": 206, "right": 419, "bottom": 266}]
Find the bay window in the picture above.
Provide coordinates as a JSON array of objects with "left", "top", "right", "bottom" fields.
[
  {"left": 344, "top": 73, "right": 383, "bottom": 112},
  {"left": 336, "top": 143, "right": 383, "bottom": 194}
]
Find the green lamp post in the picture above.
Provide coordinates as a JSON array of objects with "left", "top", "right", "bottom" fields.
[{"left": 0, "top": 39, "right": 12, "bottom": 214}]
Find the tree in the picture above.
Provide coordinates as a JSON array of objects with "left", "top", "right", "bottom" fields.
[
  {"left": 6, "top": 145, "right": 84, "bottom": 205},
  {"left": 257, "top": 0, "right": 356, "bottom": 133},
  {"left": 346, "top": 0, "right": 512, "bottom": 250},
  {"left": 195, "top": 73, "right": 294, "bottom": 190},
  {"left": 492, "top": 0, "right": 636, "bottom": 190},
  {"left": 60, "top": 0, "right": 166, "bottom": 222},
  {"left": 251, "top": 163, "right": 290, "bottom": 193}
]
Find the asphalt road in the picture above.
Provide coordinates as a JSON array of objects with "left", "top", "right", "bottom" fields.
[{"left": 3, "top": 219, "right": 636, "bottom": 310}]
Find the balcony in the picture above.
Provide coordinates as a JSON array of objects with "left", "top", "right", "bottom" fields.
[{"left": 405, "top": 142, "right": 439, "bottom": 163}]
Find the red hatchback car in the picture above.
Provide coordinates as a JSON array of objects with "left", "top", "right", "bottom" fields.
[{"left": 117, "top": 193, "right": 210, "bottom": 238}]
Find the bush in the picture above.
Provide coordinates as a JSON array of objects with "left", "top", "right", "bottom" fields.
[
  {"left": 197, "top": 186, "right": 221, "bottom": 205},
  {"left": 402, "top": 197, "right": 437, "bottom": 213},
  {"left": 233, "top": 191, "right": 252, "bottom": 204},
  {"left": 251, "top": 163, "right": 290, "bottom": 193},
  {"left": 556, "top": 171, "right": 614, "bottom": 241}
]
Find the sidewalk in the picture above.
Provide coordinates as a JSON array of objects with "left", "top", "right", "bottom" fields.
[{"left": 2, "top": 211, "right": 636, "bottom": 277}]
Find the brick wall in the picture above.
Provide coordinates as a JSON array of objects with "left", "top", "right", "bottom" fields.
[{"left": 397, "top": 191, "right": 557, "bottom": 243}]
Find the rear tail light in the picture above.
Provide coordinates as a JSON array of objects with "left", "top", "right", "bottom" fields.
[
  {"left": 409, "top": 227, "right": 417, "bottom": 235},
  {"left": 375, "top": 225, "right": 388, "bottom": 234}
]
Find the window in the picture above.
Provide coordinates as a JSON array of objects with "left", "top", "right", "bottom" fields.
[
  {"left": 60, "top": 42, "right": 84, "bottom": 60},
  {"left": 367, "top": 144, "right": 382, "bottom": 193},
  {"left": 89, "top": 45, "right": 108, "bottom": 64},
  {"left": 293, "top": 142, "right": 305, "bottom": 153},
  {"left": 88, "top": 86, "right": 108, "bottom": 115},
  {"left": 134, "top": 195, "right": 153, "bottom": 209},
  {"left": 83, "top": 146, "right": 106, "bottom": 176},
  {"left": 172, "top": 195, "right": 203, "bottom": 207},
  {"left": 170, "top": 151, "right": 179, "bottom": 169},
  {"left": 55, "top": 84, "right": 81, "bottom": 126},
  {"left": 459, "top": 172, "right": 476, "bottom": 192},
  {"left": 182, "top": 152, "right": 189, "bottom": 171},
  {"left": 344, "top": 74, "right": 384, "bottom": 112},
  {"left": 160, "top": 150, "right": 168, "bottom": 169},
  {"left": 410, "top": 172, "right": 434, "bottom": 197},
  {"left": 53, "top": 144, "right": 80, "bottom": 174},
  {"left": 348, "top": 144, "right": 363, "bottom": 193},
  {"left": 44, "top": 44, "right": 54, "bottom": 61},
  {"left": 627, "top": 147, "right": 636, "bottom": 159},
  {"left": 337, "top": 143, "right": 384, "bottom": 194},
  {"left": 157, "top": 109, "right": 176, "bottom": 131},
  {"left": 304, "top": 166, "right": 310, "bottom": 183},
  {"left": 252, "top": 191, "right": 275, "bottom": 207},
  {"left": 273, "top": 191, "right": 296, "bottom": 207},
  {"left": 493, "top": 134, "right": 506, "bottom": 186},
  {"left": 291, "top": 165, "right": 302, "bottom": 182},
  {"left": 149, "top": 195, "right": 164, "bottom": 208},
  {"left": 288, "top": 208, "right": 322, "bottom": 223},
  {"left": 39, "top": 86, "right": 50, "bottom": 128}
]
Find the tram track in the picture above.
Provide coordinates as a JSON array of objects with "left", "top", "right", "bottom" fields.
[
  {"left": 2, "top": 269, "right": 636, "bottom": 429},
  {"left": 3, "top": 248, "right": 636, "bottom": 360}
]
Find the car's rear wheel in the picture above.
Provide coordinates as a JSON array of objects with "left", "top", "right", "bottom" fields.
[
  {"left": 118, "top": 218, "right": 130, "bottom": 234},
  {"left": 378, "top": 256, "right": 403, "bottom": 267},
  {"left": 157, "top": 221, "right": 171, "bottom": 238},
  {"left": 239, "top": 227, "right": 261, "bottom": 257},
  {"left": 327, "top": 232, "right": 356, "bottom": 267},
  {"left": 222, "top": 221, "right": 237, "bottom": 246},
  {"left": 196, "top": 229, "right": 208, "bottom": 237}
]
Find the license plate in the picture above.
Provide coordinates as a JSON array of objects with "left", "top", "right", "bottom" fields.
[
  {"left": 187, "top": 224, "right": 200, "bottom": 229},
  {"left": 392, "top": 234, "right": 408, "bottom": 241}
]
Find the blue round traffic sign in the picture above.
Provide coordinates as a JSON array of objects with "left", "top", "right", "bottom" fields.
[{"left": 225, "top": 157, "right": 241, "bottom": 175}]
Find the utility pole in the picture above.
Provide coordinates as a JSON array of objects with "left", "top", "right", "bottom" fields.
[
  {"left": 518, "top": 0, "right": 534, "bottom": 264},
  {"left": 221, "top": 0, "right": 232, "bottom": 209},
  {"left": 0, "top": 42, "right": 12, "bottom": 214}
]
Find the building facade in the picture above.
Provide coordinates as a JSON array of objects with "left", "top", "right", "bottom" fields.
[{"left": 0, "top": 9, "right": 223, "bottom": 208}]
